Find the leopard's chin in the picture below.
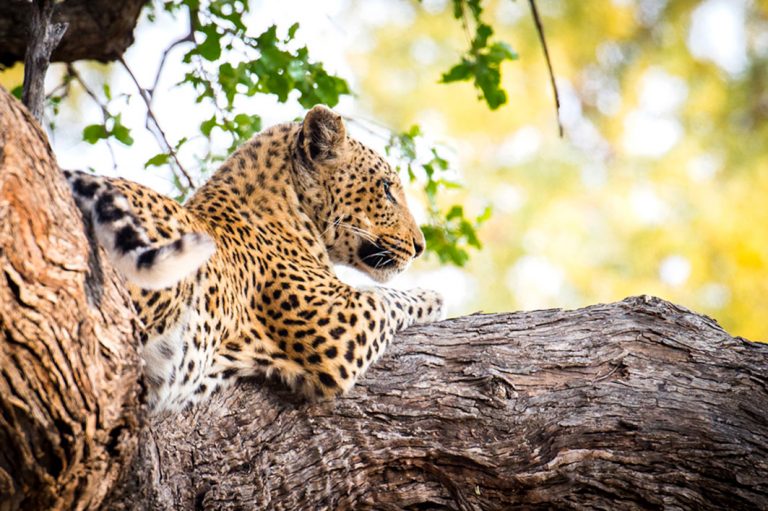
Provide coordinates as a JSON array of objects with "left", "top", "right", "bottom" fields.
[
  {"left": 365, "top": 266, "right": 401, "bottom": 283},
  {"left": 358, "top": 240, "right": 398, "bottom": 269},
  {"left": 356, "top": 240, "right": 409, "bottom": 282}
]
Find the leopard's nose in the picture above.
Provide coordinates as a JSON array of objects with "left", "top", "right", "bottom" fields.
[{"left": 413, "top": 239, "right": 424, "bottom": 257}]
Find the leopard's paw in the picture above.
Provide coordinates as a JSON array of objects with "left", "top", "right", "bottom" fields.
[{"left": 411, "top": 288, "right": 445, "bottom": 324}]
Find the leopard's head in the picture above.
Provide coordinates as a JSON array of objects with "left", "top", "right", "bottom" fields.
[{"left": 293, "top": 105, "right": 425, "bottom": 282}]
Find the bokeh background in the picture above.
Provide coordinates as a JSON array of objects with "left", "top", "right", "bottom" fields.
[{"left": 3, "top": 0, "right": 767, "bottom": 340}]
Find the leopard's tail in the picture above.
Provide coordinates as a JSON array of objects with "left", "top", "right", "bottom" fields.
[{"left": 64, "top": 169, "right": 216, "bottom": 290}]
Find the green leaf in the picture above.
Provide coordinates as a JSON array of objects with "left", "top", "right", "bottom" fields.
[
  {"left": 466, "top": 0, "right": 483, "bottom": 19},
  {"left": 431, "top": 148, "right": 449, "bottom": 170},
  {"left": 232, "top": 112, "right": 262, "bottom": 143},
  {"left": 259, "top": 24, "right": 279, "bottom": 45},
  {"left": 174, "top": 136, "right": 189, "bottom": 151},
  {"left": 82, "top": 124, "right": 108, "bottom": 144},
  {"left": 197, "top": 25, "right": 223, "bottom": 61},
  {"left": 407, "top": 164, "right": 416, "bottom": 183},
  {"left": 111, "top": 116, "right": 134, "bottom": 146},
  {"left": 487, "top": 42, "right": 518, "bottom": 62},
  {"left": 145, "top": 153, "right": 170, "bottom": 168},
  {"left": 472, "top": 23, "right": 493, "bottom": 51},
  {"left": 423, "top": 162, "right": 435, "bottom": 179},
  {"left": 460, "top": 220, "right": 482, "bottom": 248},
  {"left": 441, "top": 61, "right": 474, "bottom": 83},
  {"left": 450, "top": 0, "right": 463, "bottom": 19},
  {"left": 441, "top": 180, "right": 462, "bottom": 189},
  {"left": 446, "top": 205, "right": 464, "bottom": 221},
  {"left": 112, "top": 125, "right": 134, "bottom": 145},
  {"left": 476, "top": 205, "right": 492, "bottom": 223},
  {"left": 217, "top": 62, "right": 241, "bottom": 107},
  {"left": 474, "top": 59, "right": 507, "bottom": 109},
  {"left": 425, "top": 180, "right": 438, "bottom": 199},
  {"left": 406, "top": 125, "right": 422, "bottom": 138},
  {"left": 421, "top": 199, "right": 491, "bottom": 267},
  {"left": 313, "top": 73, "right": 349, "bottom": 107},
  {"left": 437, "top": 2, "right": 517, "bottom": 111},
  {"left": 201, "top": 115, "right": 218, "bottom": 136}
]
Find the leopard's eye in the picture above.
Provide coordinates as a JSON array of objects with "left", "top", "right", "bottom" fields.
[{"left": 383, "top": 180, "right": 397, "bottom": 204}]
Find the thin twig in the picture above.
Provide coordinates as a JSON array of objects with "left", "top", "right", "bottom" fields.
[
  {"left": 340, "top": 114, "right": 391, "bottom": 141},
  {"left": 150, "top": 31, "right": 195, "bottom": 99},
  {"left": 119, "top": 56, "right": 196, "bottom": 190},
  {"left": 44, "top": 75, "right": 71, "bottom": 101},
  {"left": 527, "top": 0, "right": 564, "bottom": 137},
  {"left": 458, "top": 3, "right": 475, "bottom": 48},
  {"left": 67, "top": 64, "right": 118, "bottom": 171}
]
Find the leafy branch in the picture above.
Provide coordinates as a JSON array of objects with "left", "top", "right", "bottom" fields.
[
  {"left": 386, "top": 125, "right": 491, "bottom": 266},
  {"left": 439, "top": 0, "right": 518, "bottom": 110},
  {"left": 422, "top": 0, "right": 562, "bottom": 134},
  {"left": 173, "top": 0, "right": 349, "bottom": 163},
  {"left": 44, "top": 0, "right": 352, "bottom": 198}
]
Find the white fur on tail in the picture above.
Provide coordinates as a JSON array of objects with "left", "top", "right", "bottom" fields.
[
  {"left": 65, "top": 169, "right": 216, "bottom": 289},
  {"left": 105, "top": 232, "right": 217, "bottom": 290}
]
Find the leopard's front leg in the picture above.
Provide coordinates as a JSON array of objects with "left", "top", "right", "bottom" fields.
[
  {"left": 301, "top": 285, "right": 444, "bottom": 396},
  {"left": 223, "top": 284, "right": 444, "bottom": 399}
]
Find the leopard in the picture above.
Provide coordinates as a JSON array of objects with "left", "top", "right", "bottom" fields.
[{"left": 65, "top": 105, "right": 444, "bottom": 411}]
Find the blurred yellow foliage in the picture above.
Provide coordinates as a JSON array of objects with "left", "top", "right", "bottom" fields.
[
  {"left": 0, "top": 63, "right": 24, "bottom": 91},
  {"left": 348, "top": 0, "right": 768, "bottom": 341}
]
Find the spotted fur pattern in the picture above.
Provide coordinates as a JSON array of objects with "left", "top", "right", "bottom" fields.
[{"left": 66, "top": 105, "right": 444, "bottom": 411}]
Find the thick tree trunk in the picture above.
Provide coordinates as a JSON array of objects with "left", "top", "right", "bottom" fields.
[
  {"left": 1, "top": 87, "right": 767, "bottom": 510},
  {"left": 103, "top": 303, "right": 768, "bottom": 510},
  {"left": 0, "top": 88, "right": 141, "bottom": 510}
]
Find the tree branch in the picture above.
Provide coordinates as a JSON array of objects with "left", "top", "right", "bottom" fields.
[
  {"left": 119, "top": 56, "right": 196, "bottom": 190},
  {"left": 527, "top": 0, "right": 563, "bottom": 137},
  {"left": 0, "top": 0, "right": 148, "bottom": 66},
  {"left": 21, "top": 0, "right": 68, "bottom": 122},
  {"left": 104, "top": 296, "right": 768, "bottom": 510},
  {"left": 149, "top": 16, "right": 196, "bottom": 98}
]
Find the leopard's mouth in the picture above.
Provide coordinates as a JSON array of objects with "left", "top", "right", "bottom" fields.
[{"left": 357, "top": 240, "right": 399, "bottom": 270}]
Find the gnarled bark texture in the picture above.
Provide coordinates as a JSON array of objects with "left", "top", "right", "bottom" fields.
[
  {"left": 0, "top": 88, "right": 141, "bottom": 510},
  {"left": 0, "top": 86, "right": 766, "bottom": 510},
  {"left": 0, "top": 0, "right": 148, "bottom": 66},
  {"left": 103, "top": 299, "right": 768, "bottom": 511}
]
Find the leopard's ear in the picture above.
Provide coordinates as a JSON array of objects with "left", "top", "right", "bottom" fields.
[{"left": 299, "top": 105, "right": 346, "bottom": 164}]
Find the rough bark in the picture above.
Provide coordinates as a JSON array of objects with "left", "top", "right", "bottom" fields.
[
  {"left": 0, "top": 88, "right": 141, "bottom": 510},
  {"left": 22, "top": 0, "right": 68, "bottom": 122},
  {"left": 0, "top": 0, "right": 148, "bottom": 67},
  {"left": 103, "top": 296, "right": 768, "bottom": 510}
]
